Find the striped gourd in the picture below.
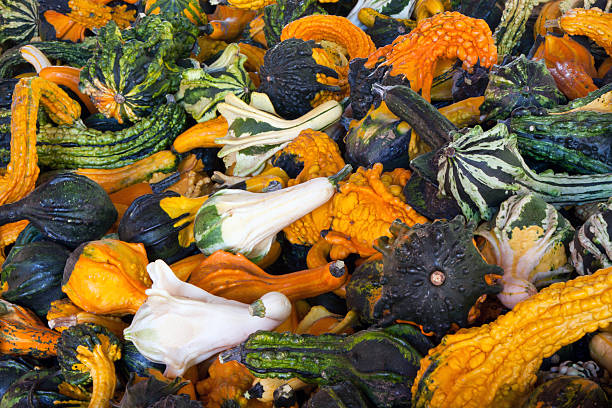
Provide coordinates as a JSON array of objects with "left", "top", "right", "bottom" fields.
[
  {"left": 435, "top": 123, "right": 612, "bottom": 222},
  {"left": 0, "top": 0, "right": 38, "bottom": 48},
  {"left": 36, "top": 104, "right": 185, "bottom": 169},
  {"left": 144, "top": 0, "right": 206, "bottom": 25},
  {"left": 175, "top": 44, "right": 254, "bottom": 123},
  {"left": 570, "top": 201, "right": 612, "bottom": 275}
]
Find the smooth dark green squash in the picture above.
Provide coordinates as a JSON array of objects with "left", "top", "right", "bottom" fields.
[
  {"left": 220, "top": 324, "right": 432, "bottom": 408},
  {"left": 0, "top": 357, "right": 32, "bottom": 400},
  {"left": 1, "top": 241, "right": 70, "bottom": 319},
  {"left": 12, "top": 223, "right": 46, "bottom": 247},
  {"left": 347, "top": 217, "right": 503, "bottom": 336},
  {"left": 521, "top": 375, "right": 609, "bottom": 408},
  {"left": 120, "top": 341, "right": 165, "bottom": 378},
  {"left": 0, "top": 173, "right": 117, "bottom": 248},
  {"left": 0, "top": 368, "right": 80, "bottom": 408},
  {"left": 118, "top": 191, "right": 200, "bottom": 264},
  {"left": 305, "top": 381, "right": 372, "bottom": 408}
]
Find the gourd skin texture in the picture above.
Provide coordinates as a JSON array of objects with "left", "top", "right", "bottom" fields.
[
  {"left": 62, "top": 239, "right": 151, "bottom": 315},
  {"left": 559, "top": 8, "right": 612, "bottom": 56},
  {"left": 571, "top": 202, "right": 612, "bottom": 275},
  {"left": 124, "top": 259, "right": 291, "bottom": 378},
  {"left": 412, "top": 265, "right": 612, "bottom": 408},
  {"left": 365, "top": 12, "right": 497, "bottom": 101}
]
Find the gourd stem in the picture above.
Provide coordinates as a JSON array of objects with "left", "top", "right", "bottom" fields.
[
  {"left": 0, "top": 201, "right": 24, "bottom": 227},
  {"left": 327, "top": 164, "right": 353, "bottom": 187}
]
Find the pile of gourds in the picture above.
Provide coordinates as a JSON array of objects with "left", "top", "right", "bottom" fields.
[{"left": 0, "top": 0, "right": 612, "bottom": 406}]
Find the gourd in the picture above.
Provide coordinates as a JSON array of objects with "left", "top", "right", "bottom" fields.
[
  {"left": 533, "top": 0, "right": 561, "bottom": 38},
  {"left": 1, "top": 241, "right": 71, "bottom": 318},
  {"left": 194, "top": 166, "right": 350, "bottom": 262},
  {"left": 365, "top": 11, "right": 497, "bottom": 102},
  {"left": 0, "top": 357, "right": 32, "bottom": 399},
  {"left": 346, "top": 216, "right": 502, "bottom": 335},
  {"left": 570, "top": 201, "right": 612, "bottom": 275},
  {"left": 521, "top": 375, "right": 609, "bottom": 407},
  {"left": 493, "top": 0, "right": 547, "bottom": 56},
  {"left": 0, "top": 173, "right": 117, "bottom": 248},
  {"left": 74, "top": 150, "right": 179, "bottom": 194},
  {"left": 196, "top": 359, "right": 258, "bottom": 408},
  {"left": 480, "top": 55, "right": 566, "bottom": 122},
  {"left": 37, "top": 103, "right": 186, "bottom": 169},
  {"left": 57, "top": 323, "right": 122, "bottom": 408},
  {"left": 118, "top": 372, "right": 191, "bottom": 408},
  {"left": 118, "top": 191, "right": 208, "bottom": 264},
  {"left": 257, "top": 38, "right": 342, "bottom": 119},
  {"left": 175, "top": 43, "right": 253, "bottom": 123},
  {"left": 508, "top": 89, "right": 612, "bottom": 175},
  {"left": 429, "top": 121, "right": 612, "bottom": 222},
  {"left": 220, "top": 324, "right": 432, "bottom": 408},
  {"left": 411, "top": 265, "right": 612, "bottom": 408},
  {"left": 0, "top": 299, "right": 60, "bottom": 358},
  {"left": 62, "top": 239, "right": 151, "bottom": 315},
  {"left": 0, "top": 368, "right": 81, "bottom": 408},
  {"left": 123, "top": 259, "right": 292, "bottom": 378},
  {"left": 532, "top": 34, "right": 598, "bottom": 100},
  {"left": 215, "top": 92, "right": 342, "bottom": 177},
  {"left": 172, "top": 116, "right": 228, "bottom": 153},
  {"left": 120, "top": 341, "right": 166, "bottom": 378},
  {"left": 46, "top": 298, "right": 129, "bottom": 337},
  {"left": 271, "top": 129, "right": 345, "bottom": 185},
  {"left": 262, "top": 0, "right": 327, "bottom": 47},
  {"left": 558, "top": 8, "right": 612, "bottom": 56},
  {"left": 0, "top": 40, "right": 94, "bottom": 79},
  {"left": 144, "top": 0, "right": 206, "bottom": 25},
  {"left": 359, "top": 8, "right": 416, "bottom": 48},
  {"left": 187, "top": 250, "right": 348, "bottom": 303},
  {"left": 475, "top": 194, "right": 574, "bottom": 309},
  {"left": 79, "top": 16, "right": 196, "bottom": 123},
  {"left": 304, "top": 382, "right": 370, "bottom": 408},
  {"left": 206, "top": 5, "right": 258, "bottom": 40},
  {"left": 0, "top": 0, "right": 39, "bottom": 48}
]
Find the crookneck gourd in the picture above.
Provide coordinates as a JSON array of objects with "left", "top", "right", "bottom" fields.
[
  {"left": 62, "top": 239, "right": 151, "bottom": 315},
  {"left": 47, "top": 298, "right": 129, "bottom": 338},
  {"left": 57, "top": 323, "right": 122, "bottom": 408},
  {"left": 221, "top": 324, "right": 432, "bottom": 408},
  {"left": 558, "top": 8, "right": 612, "bottom": 56},
  {"left": 365, "top": 11, "right": 497, "bottom": 101},
  {"left": 475, "top": 194, "right": 574, "bottom": 309},
  {"left": 411, "top": 265, "right": 612, "bottom": 408},
  {"left": 346, "top": 216, "right": 502, "bottom": 336}
]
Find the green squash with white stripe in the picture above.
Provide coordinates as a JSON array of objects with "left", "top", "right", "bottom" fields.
[
  {"left": 175, "top": 44, "right": 254, "bottom": 123},
  {"left": 0, "top": 0, "right": 38, "bottom": 49},
  {"left": 430, "top": 123, "right": 612, "bottom": 222}
]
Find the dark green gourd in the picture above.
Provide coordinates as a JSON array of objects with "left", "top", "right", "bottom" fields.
[
  {"left": 0, "top": 368, "right": 79, "bottom": 408},
  {"left": 220, "top": 324, "right": 432, "bottom": 408},
  {"left": 0, "top": 173, "right": 117, "bottom": 248},
  {"left": 1, "top": 241, "right": 70, "bottom": 318},
  {"left": 119, "top": 341, "right": 165, "bottom": 378},
  {"left": 305, "top": 382, "right": 372, "bottom": 408},
  {"left": 521, "top": 376, "right": 609, "bottom": 408},
  {"left": 0, "top": 357, "right": 32, "bottom": 400},
  {"left": 346, "top": 217, "right": 502, "bottom": 336}
]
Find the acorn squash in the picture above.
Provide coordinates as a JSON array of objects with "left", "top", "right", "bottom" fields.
[
  {"left": 346, "top": 216, "right": 503, "bottom": 336},
  {"left": 1, "top": 241, "right": 70, "bottom": 318}
]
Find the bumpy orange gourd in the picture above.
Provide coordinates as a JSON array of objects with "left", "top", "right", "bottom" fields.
[
  {"left": 62, "top": 239, "right": 151, "bottom": 315},
  {"left": 187, "top": 250, "right": 348, "bottom": 303},
  {"left": 284, "top": 164, "right": 427, "bottom": 257},
  {"left": 559, "top": 8, "right": 612, "bottom": 56},
  {"left": 281, "top": 15, "right": 376, "bottom": 97},
  {"left": 1, "top": 77, "right": 80, "bottom": 207},
  {"left": 533, "top": 34, "right": 598, "bottom": 99},
  {"left": 274, "top": 129, "right": 345, "bottom": 186},
  {"left": 365, "top": 11, "right": 497, "bottom": 101},
  {"left": 0, "top": 299, "right": 61, "bottom": 358},
  {"left": 412, "top": 265, "right": 612, "bottom": 408}
]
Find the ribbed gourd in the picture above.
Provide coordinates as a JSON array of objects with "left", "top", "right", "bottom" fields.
[{"left": 570, "top": 200, "right": 612, "bottom": 275}]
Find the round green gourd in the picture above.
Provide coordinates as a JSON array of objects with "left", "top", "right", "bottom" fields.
[{"left": 521, "top": 375, "right": 609, "bottom": 408}]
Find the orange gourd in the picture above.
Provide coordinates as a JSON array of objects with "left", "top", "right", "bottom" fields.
[
  {"left": 187, "top": 250, "right": 348, "bottom": 303},
  {"left": 172, "top": 116, "right": 228, "bottom": 153}
]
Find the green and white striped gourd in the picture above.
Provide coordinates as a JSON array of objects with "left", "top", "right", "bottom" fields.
[
  {"left": 570, "top": 201, "right": 612, "bottom": 275},
  {"left": 0, "top": 0, "right": 38, "bottom": 49},
  {"left": 434, "top": 123, "right": 612, "bottom": 222}
]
